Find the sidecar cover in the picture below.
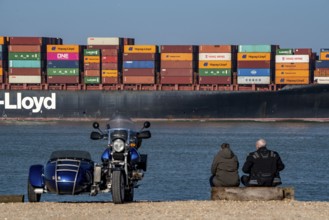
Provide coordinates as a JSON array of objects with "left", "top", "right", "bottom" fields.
[{"left": 44, "top": 150, "right": 94, "bottom": 195}]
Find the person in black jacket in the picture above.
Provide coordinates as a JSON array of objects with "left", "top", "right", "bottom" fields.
[{"left": 241, "top": 139, "right": 285, "bottom": 187}]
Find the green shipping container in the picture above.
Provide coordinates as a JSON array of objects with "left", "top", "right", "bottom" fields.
[
  {"left": 9, "top": 52, "right": 41, "bottom": 60},
  {"left": 199, "top": 68, "right": 232, "bottom": 76},
  {"left": 84, "top": 49, "right": 100, "bottom": 56},
  {"left": 47, "top": 68, "right": 79, "bottom": 76},
  {"left": 238, "top": 45, "right": 274, "bottom": 53},
  {"left": 9, "top": 60, "right": 41, "bottom": 68},
  {"left": 84, "top": 76, "right": 100, "bottom": 84},
  {"left": 276, "top": 49, "right": 294, "bottom": 55}
]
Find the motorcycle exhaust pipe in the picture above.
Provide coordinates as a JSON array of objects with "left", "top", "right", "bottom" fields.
[{"left": 94, "top": 165, "right": 101, "bottom": 183}]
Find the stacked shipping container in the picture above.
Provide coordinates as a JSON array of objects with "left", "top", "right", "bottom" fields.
[
  {"left": 237, "top": 45, "right": 277, "bottom": 85},
  {"left": 198, "top": 45, "right": 236, "bottom": 84},
  {"left": 314, "top": 49, "right": 329, "bottom": 84},
  {"left": 47, "top": 45, "right": 81, "bottom": 84},
  {"left": 87, "top": 37, "right": 133, "bottom": 84},
  {"left": 123, "top": 45, "right": 158, "bottom": 84},
  {"left": 0, "top": 37, "right": 8, "bottom": 83},
  {"left": 275, "top": 48, "right": 312, "bottom": 85},
  {"left": 8, "top": 37, "right": 58, "bottom": 84},
  {"left": 160, "top": 45, "right": 197, "bottom": 84},
  {"left": 84, "top": 49, "right": 101, "bottom": 84}
]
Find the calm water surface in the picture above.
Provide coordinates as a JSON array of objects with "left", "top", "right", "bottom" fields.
[{"left": 0, "top": 120, "right": 328, "bottom": 202}]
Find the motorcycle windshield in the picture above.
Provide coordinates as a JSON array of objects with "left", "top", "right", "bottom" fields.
[{"left": 107, "top": 116, "right": 137, "bottom": 131}]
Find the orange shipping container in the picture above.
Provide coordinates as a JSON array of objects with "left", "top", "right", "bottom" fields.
[
  {"left": 314, "top": 69, "right": 329, "bottom": 77},
  {"left": 123, "top": 76, "right": 155, "bottom": 84},
  {"left": 84, "top": 70, "right": 100, "bottom": 77},
  {"left": 275, "top": 70, "right": 309, "bottom": 77},
  {"left": 275, "top": 63, "right": 309, "bottom": 70},
  {"left": 124, "top": 45, "right": 157, "bottom": 53},
  {"left": 0, "top": 68, "right": 2, "bottom": 75},
  {"left": 0, "top": 36, "right": 6, "bottom": 45},
  {"left": 161, "top": 53, "right": 193, "bottom": 61},
  {"left": 47, "top": 45, "right": 80, "bottom": 53},
  {"left": 320, "top": 52, "right": 329, "bottom": 61},
  {"left": 84, "top": 56, "right": 100, "bottom": 63},
  {"left": 102, "top": 70, "right": 118, "bottom": 77},
  {"left": 238, "top": 53, "right": 271, "bottom": 61},
  {"left": 275, "top": 77, "right": 309, "bottom": 85},
  {"left": 199, "top": 45, "right": 234, "bottom": 53},
  {"left": 199, "top": 61, "right": 232, "bottom": 69}
]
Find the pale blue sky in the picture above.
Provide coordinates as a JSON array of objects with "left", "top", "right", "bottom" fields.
[{"left": 1, "top": 0, "right": 328, "bottom": 52}]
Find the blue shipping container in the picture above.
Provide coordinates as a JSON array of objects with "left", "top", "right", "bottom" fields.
[
  {"left": 315, "top": 61, "right": 329, "bottom": 69},
  {"left": 47, "top": 61, "right": 80, "bottom": 68},
  {"left": 320, "top": 48, "right": 329, "bottom": 52},
  {"left": 123, "top": 61, "right": 155, "bottom": 69},
  {"left": 9, "top": 60, "right": 41, "bottom": 68},
  {"left": 238, "top": 68, "right": 271, "bottom": 77},
  {"left": 0, "top": 45, "right": 2, "bottom": 52}
]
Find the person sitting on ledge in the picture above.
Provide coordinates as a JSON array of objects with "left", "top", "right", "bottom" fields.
[
  {"left": 210, "top": 143, "right": 240, "bottom": 187},
  {"left": 241, "top": 139, "right": 285, "bottom": 187}
]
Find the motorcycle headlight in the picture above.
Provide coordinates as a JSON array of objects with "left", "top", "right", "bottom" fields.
[{"left": 113, "top": 139, "right": 125, "bottom": 152}]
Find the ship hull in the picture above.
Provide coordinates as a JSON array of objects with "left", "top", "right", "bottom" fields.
[{"left": 1, "top": 84, "right": 329, "bottom": 120}]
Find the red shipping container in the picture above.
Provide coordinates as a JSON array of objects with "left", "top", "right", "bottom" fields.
[
  {"left": 199, "top": 76, "right": 231, "bottom": 85},
  {"left": 9, "top": 37, "right": 58, "bottom": 45},
  {"left": 161, "top": 61, "right": 194, "bottom": 69},
  {"left": 237, "top": 61, "right": 271, "bottom": 68},
  {"left": 123, "top": 68, "right": 155, "bottom": 76},
  {"left": 101, "top": 49, "right": 119, "bottom": 56},
  {"left": 47, "top": 76, "right": 79, "bottom": 84},
  {"left": 123, "top": 53, "right": 156, "bottom": 61},
  {"left": 123, "top": 76, "right": 155, "bottom": 84},
  {"left": 161, "top": 45, "right": 197, "bottom": 53},
  {"left": 160, "top": 68, "right": 193, "bottom": 77},
  {"left": 9, "top": 45, "right": 42, "bottom": 52},
  {"left": 294, "top": 48, "right": 312, "bottom": 56},
  {"left": 160, "top": 76, "right": 193, "bottom": 84},
  {"left": 102, "top": 77, "right": 119, "bottom": 84},
  {"left": 102, "top": 63, "right": 118, "bottom": 70},
  {"left": 102, "top": 56, "right": 118, "bottom": 63},
  {"left": 199, "top": 45, "right": 236, "bottom": 53},
  {"left": 9, "top": 68, "right": 41, "bottom": 76},
  {"left": 84, "top": 63, "right": 100, "bottom": 70},
  {"left": 84, "top": 70, "right": 100, "bottom": 77}
]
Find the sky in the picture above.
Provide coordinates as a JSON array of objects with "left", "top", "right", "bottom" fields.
[{"left": 0, "top": 0, "right": 328, "bottom": 53}]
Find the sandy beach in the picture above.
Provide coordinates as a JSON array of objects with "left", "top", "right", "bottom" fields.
[{"left": 1, "top": 200, "right": 329, "bottom": 220}]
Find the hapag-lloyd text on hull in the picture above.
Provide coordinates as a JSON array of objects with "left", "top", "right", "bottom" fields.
[{"left": 0, "top": 93, "right": 56, "bottom": 113}]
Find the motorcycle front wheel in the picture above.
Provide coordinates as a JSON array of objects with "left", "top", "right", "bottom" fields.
[{"left": 112, "top": 170, "right": 125, "bottom": 204}]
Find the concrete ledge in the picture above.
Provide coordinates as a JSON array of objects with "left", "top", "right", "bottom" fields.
[
  {"left": 211, "top": 187, "right": 294, "bottom": 201},
  {"left": 0, "top": 195, "right": 25, "bottom": 203}
]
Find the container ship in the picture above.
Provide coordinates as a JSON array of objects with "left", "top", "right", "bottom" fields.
[{"left": 1, "top": 36, "right": 329, "bottom": 120}]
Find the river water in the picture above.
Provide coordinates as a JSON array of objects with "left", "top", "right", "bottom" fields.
[{"left": 0, "top": 120, "right": 328, "bottom": 202}]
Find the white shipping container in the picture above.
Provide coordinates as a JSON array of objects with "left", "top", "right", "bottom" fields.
[
  {"left": 198, "top": 53, "right": 231, "bottom": 61},
  {"left": 276, "top": 55, "right": 309, "bottom": 63},
  {"left": 9, "top": 76, "right": 41, "bottom": 84},
  {"left": 314, "top": 77, "right": 329, "bottom": 84},
  {"left": 87, "top": 37, "right": 121, "bottom": 45},
  {"left": 237, "top": 76, "right": 270, "bottom": 85}
]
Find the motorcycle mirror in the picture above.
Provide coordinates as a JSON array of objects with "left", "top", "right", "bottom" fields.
[
  {"left": 92, "top": 122, "right": 100, "bottom": 129},
  {"left": 137, "top": 130, "right": 151, "bottom": 139},
  {"left": 143, "top": 121, "right": 151, "bottom": 129},
  {"left": 90, "top": 131, "right": 103, "bottom": 140}
]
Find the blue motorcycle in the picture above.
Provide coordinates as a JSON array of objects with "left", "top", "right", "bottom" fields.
[{"left": 27, "top": 116, "right": 151, "bottom": 204}]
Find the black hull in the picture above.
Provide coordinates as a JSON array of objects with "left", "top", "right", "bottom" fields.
[{"left": 1, "top": 84, "right": 329, "bottom": 120}]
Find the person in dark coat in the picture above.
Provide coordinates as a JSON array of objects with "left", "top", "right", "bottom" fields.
[
  {"left": 241, "top": 139, "right": 285, "bottom": 187},
  {"left": 210, "top": 143, "right": 240, "bottom": 187}
]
